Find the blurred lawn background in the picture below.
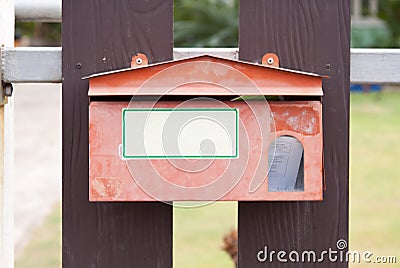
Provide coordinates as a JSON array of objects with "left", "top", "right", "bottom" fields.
[
  {"left": 15, "top": 91, "right": 400, "bottom": 267},
  {"left": 349, "top": 91, "right": 400, "bottom": 266}
]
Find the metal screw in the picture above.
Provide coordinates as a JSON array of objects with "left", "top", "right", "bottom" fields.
[
  {"left": 325, "top": 63, "right": 331, "bottom": 70},
  {"left": 135, "top": 58, "right": 143, "bottom": 65},
  {"left": 267, "top": 57, "right": 274, "bottom": 65},
  {"left": 76, "top": 62, "right": 82, "bottom": 69}
]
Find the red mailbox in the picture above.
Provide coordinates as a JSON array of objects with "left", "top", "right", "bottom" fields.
[{"left": 86, "top": 54, "right": 324, "bottom": 202}]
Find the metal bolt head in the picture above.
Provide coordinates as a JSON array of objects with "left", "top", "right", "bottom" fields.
[
  {"left": 131, "top": 53, "right": 149, "bottom": 68},
  {"left": 76, "top": 62, "right": 82, "bottom": 69},
  {"left": 262, "top": 53, "right": 280, "bottom": 67},
  {"left": 325, "top": 63, "right": 331, "bottom": 70},
  {"left": 5, "top": 83, "right": 13, "bottom": 97}
]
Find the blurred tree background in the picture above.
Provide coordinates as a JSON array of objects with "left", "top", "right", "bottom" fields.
[
  {"left": 349, "top": 0, "right": 400, "bottom": 47},
  {"left": 15, "top": 0, "right": 239, "bottom": 48},
  {"left": 378, "top": 0, "right": 400, "bottom": 47},
  {"left": 14, "top": 0, "right": 400, "bottom": 48},
  {"left": 15, "top": 22, "right": 61, "bottom": 46},
  {"left": 174, "top": 0, "right": 238, "bottom": 47}
]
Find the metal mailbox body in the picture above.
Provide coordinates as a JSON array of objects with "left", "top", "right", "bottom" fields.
[{"left": 87, "top": 55, "right": 324, "bottom": 201}]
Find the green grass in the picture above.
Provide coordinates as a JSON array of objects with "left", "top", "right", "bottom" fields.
[
  {"left": 173, "top": 202, "right": 237, "bottom": 268},
  {"left": 15, "top": 203, "right": 61, "bottom": 268},
  {"left": 15, "top": 91, "right": 400, "bottom": 267},
  {"left": 349, "top": 92, "right": 400, "bottom": 266}
]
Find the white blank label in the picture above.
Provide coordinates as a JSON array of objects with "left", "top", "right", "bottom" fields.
[{"left": 122, "top": 108, "right": 238, "bottom": 158}]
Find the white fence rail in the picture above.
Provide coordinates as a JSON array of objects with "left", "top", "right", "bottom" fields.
[
  {"left": 350, "top": 49, "right": 400, "bottom": 84},
  {"left": 1, "top": 47, "right": 400, "bottom": 84},
  {"left": 1, "top": 47, "right": 61, "bottom": 83}
]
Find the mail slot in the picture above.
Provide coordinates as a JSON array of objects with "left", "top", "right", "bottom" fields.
[{"left": 86, "top": 54, "right": 324, "bottom": 201}]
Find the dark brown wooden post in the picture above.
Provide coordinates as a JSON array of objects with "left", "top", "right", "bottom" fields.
[
  {"left": 62, "top": 1, "right": 173, "bottom": 267},
  {"left": 238, "top": 1, "right": 350, "bottom": 267}
]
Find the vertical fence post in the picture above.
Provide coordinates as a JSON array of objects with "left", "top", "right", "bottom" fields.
[
  {"left": 0, "top": 0, "right": 14, "bottom": 267},
  {"left": 62, "top": 1, "right": 173, "bottom": 267},
  {"left": 238, "top": 1, "right": 350, "bottom": 266}
]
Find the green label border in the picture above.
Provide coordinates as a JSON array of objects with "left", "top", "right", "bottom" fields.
[{"left": 122, "top": 108, "right": 239, "bottom": 159}]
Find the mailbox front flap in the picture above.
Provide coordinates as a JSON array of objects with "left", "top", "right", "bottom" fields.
[{"left": 86, "top": 55, "right": 323, "bottom": 97}]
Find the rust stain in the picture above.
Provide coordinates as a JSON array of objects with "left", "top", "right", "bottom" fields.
[
  {"left": 91, "top": 177, "right": 122, "bottom": 198},
  {"left": 271, "top": 105, "right": 320, "bottom": 136}
]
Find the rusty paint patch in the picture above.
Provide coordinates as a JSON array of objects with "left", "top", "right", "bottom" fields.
[
  {"left": 271, "top": 104, "right": 320, "bottom": 136},
  {"left": 91, "top": 177, "right": 122, "bottom": 198}
]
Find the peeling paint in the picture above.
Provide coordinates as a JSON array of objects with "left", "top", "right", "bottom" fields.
[
  {"left": 272, "top": 104, "right": 320, "bottom": 136},
  {"left": 91, "top": 177, "right": 122, "bottom": 198}
]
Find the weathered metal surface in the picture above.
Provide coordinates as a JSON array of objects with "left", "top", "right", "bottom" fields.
[
  {"left": 88, "top": 55, "right": 323, "bottom": 97},
  {"left": 89, "top": 100, "right": 323, "bottom": 201},
  {"left": 1, "top": 47, "right": 62, "bottom": 83},
  {"left": 88, "top": 54, "right": 323, "bottom": 201}
]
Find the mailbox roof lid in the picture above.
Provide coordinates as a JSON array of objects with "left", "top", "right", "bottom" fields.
[{"left": 87, "top": 54, "right": 324, "bottom": 96}]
